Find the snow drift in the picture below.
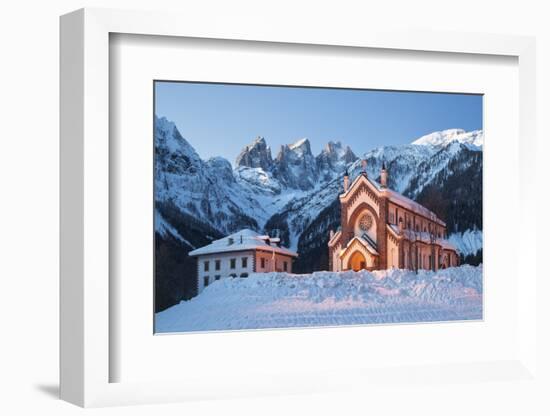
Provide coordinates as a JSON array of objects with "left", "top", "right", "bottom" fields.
[{"left": 155, "top": 265, "right": 482, "bottom": 333}]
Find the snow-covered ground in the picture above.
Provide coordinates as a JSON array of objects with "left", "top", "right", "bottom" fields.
[{"left": 155, "top": 265, "right": 482, "bottom": 333}]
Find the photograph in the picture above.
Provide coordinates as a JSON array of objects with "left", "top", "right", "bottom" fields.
[{"left": 153, "top": 81, "right": 483, "bottom": 333}]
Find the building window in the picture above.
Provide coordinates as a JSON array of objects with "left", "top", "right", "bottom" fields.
[
  {"left": 241, "top": 257, "right": 248, "bottom": 268},
  {"left": 215, "top": 275, "right": 221, "bottom": 281},
  {"left": 215, "top": 260, "right": 220, "bottom": 270},
  {"left": 204, "top": 261, "right": 209, "bottom": 272},
  {"left": 240, "top": 273, "right": 248, "bottom": 278},
  {"left": 389, "top": 213, "right": 395, "bottom": 223},
  {"left": 261, "top": 258, "right": 265, "bottom": 268},
  {"left": 204, "top": 276, "right": 209, "bottom": 287},
  {"left": 230, "top": 258, "right": 236, "bottom": 269},
  {"left": 283, "top": 261, "right": 288, "bottom": 271}
]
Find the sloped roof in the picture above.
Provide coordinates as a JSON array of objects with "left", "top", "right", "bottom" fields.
[
  {"left": 339, "top": 235, "right": 379, "bottom": 258},
  {"left": 388, "top": 225, "right": 457, "bottom": 251},
  {"left": 383, "top": 188, "right": 445, "bottom": 226},
  {"left": 189, "top": 229, "right": 298, "bottom": 257},
  {"left": 343, "top": 173, "right": 445, "bottom": 226}
]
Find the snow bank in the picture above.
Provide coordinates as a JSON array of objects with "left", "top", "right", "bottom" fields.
[
  {"left": 155, "top": 265, "right": 483, "bottom": 333},
  {"left": 449, "top": 229, "right": 483, "bottom": 255}
]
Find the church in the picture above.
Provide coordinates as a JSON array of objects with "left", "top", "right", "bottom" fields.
[{"left": 328, "top": 161, "right": 459, "bottom": 272}]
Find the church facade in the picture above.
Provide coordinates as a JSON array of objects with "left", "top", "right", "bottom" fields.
[{"left": 328, "top": 161, "right": 459, "bottom": 272}]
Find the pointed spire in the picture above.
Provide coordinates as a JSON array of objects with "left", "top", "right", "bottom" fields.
[
  {"left": 380, "top": 160, "right": 388, "bottom": 188},
  {"left": 343, "top": 169, "right": 350, "bottom": 192}
]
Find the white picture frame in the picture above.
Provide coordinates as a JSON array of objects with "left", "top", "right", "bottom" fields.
[{"left": 60, "top": 8, "right": 539, "bottom": 408}]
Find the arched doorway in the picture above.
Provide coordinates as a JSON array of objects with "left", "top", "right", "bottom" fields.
[{"left": 348, "top": 251, "right": 367, "bottom": 271}]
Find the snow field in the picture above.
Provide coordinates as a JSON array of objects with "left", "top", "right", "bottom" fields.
[{"left": 155, "top": 264, "right": 482, "bottom": 332}]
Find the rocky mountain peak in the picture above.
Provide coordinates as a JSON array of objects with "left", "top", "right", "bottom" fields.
[
  {"left": 154, "top": 115, "right": 203, "bottom": 176},
  {"left": 341, "top": 146, "right": 358, "bottom": 164},
  {"left": 272, "top": 138, "right": 318, "bottom": 191},
  {"left": 316, "top": 140, "right": 358, "bottom": 181},
  {"left": 235, "top": 136, "right": 273, "bottom": 170},
  {"left": 288, "top": 138, "right": 312, "bottom": 155},
  {"left": 322, "top": 141, "right": 357, "bottom": 161}
]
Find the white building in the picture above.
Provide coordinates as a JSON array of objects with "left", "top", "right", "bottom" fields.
[{"left": 189, "top": 229, "right": 298, "bottom": 294}]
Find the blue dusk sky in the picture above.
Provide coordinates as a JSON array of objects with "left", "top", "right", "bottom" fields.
[{"left": 155, "top": 81, "right": 483, "bottom": 162}]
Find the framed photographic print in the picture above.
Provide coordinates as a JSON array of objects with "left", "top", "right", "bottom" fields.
[{"left": 60, "top": 8, "right": 540, "bottom": 408}]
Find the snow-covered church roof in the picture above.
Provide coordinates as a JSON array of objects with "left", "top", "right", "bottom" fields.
[
  {"left": 343, "top": 173, "right": 446, "bottom": 226},
  {"left": 189, "top": 229, "right": 298, "bottom": 258}
]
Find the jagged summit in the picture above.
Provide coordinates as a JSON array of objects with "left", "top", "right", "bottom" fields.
[
  {"left": 236, "top": 136, "right": 357, "bottom": 191},
  {"left": 317, "top": 140, "right": 358, "bottom": 181},
  {"left": 321, "top": 141, "right": 357, "bottom": 162},
  {"left": 235, "top": 136, "right": 273, "bottom": 171},
  {"left": 273, "top": 139, "right": 317, "bottom": 190},
  {"left": 288, "top": 137, "right": 311, "bottom": 152}
]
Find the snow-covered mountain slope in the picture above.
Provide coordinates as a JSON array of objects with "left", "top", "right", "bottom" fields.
[
  {"left": 234, "top": 165, "right": 283, "bottom": 195},
  {"left": 155, "top": 116, "right": 271, "bottom": 234},
  {"left": 412, "top": 128, "right": 483, "bottom": 148},
  {"left": 155, "top": 210, "right": 194, "bottom": 248},
  {"left": 155, "top": 265, "right": 483, "bottom": 332}
]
